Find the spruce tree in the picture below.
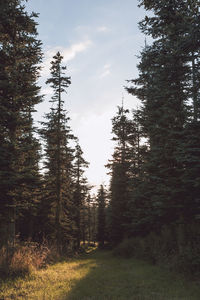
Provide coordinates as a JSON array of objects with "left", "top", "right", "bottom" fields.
[
  {"left": 84, "top": 194, "right": 91, "bottom": 244},
  {"left": 0, "top": 0, "right": 42, "bottom": 248},
  {"left": 17, "top": 117, "right": 42, "bottom": 241},
  {"left": 107, "top": 105, "right": 132, "bottom": 245},
  {"left": 40, "top": 52, "right": 74, "bottom": 251},
  {"left": 126, "top": 0, "right": 200, "bottom": 233},
  {"left": 97, "top": 185, "right": 106, "bottom": 248},
  {"left": 125, "top": 109, "right": 147, "bottom": 236},
  {"left": 73, "top": 141, "right": 89, "bottom": 248},
  {"left": 127, "top": 1, "right": 191, "bottom": 231}
]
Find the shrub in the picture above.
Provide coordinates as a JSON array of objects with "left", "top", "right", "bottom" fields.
[
  {"left": 0, "top": 241, "right": 52, "bottom": 277},
  {"left": 170, "top": 244, "right": 200, "bottom": 276},
  {"left": 113, "top": 238, "right": 136, "bottom": 258},
  {"left": 113, "top": 223, "right": 200, "bottom": 277}
]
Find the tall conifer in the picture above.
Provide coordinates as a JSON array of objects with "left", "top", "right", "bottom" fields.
[
  {"left": 127, "top": 0, "right": 200, "bottom": 232},
  {"left": 0, "top": 0, "right": 42, "bottom": 247},
  {"left": 40, "top": 52, "right": 74, "bottom": 251},
  {"left": 107, "top": 105, "right": 132, "bottom": 244}
]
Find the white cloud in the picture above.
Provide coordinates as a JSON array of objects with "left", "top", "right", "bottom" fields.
[
  {"left": 75, "top": 25, "right": 109, "bottom": 35},
  {"left": 97, "top": 26, "right": 109, "bottom": 33},
  {"left": 103, "top": 63, "right": 111, "bottom": 69},
  {"left": 99, "top": 63, "right": 111, "bottom": 79},
  {"left": 41, "top": 40, "right": 92, "bottom": 76},
  {"left": 100, "top": 70, "right": 111, "bottom": 78},
  {"left": 62, "top": 40, "right": 92, "bottom": 62}
]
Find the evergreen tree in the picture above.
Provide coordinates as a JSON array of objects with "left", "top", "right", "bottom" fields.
[
  {"left": 97, "top": 185, "right": 106, "bottom": 248},
  {"left": 0, "top": 0, "right": 42, "bottom": 248},
  {"left": 40, "top": 52, "right": 74, "bottom": 251},
  {"left": 17, "top": 115, "right": 42, "bottom": 241},
  {"left": 125, "top": 109, "right": 147, "bottom": 236},
  {"left": 85, "top": 194, "right": 92, "bottom": 244},
  {"left": 107, "top": 105, "right": 132, "bottom": 245},
  {"left": 89, "top": 196, "right": 98, "bottom": 244},
  {"left": 84, "top": 194, "right": 99, "bottom": 245},
  {"left": 126, "top": 0, "right": 200, "bottom": 234},
  {"left": 179, "top": 121, "right": 200, "bottom": 223},
  {"left": 127, "top": 1, "right": 189, "bottom": 231},
  {"left": 73, "top": 141, "right": 89, "bottom": 248}
]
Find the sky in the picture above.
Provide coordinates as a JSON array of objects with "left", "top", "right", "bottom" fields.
[{"left": 26, "top": 0, "right": 147, "bottom": 190}]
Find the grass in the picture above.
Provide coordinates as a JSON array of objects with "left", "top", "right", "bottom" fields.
[
  {"left": 0, "top": 249, "right": 200, "bottom": 299},
  {"left": 0, "top": 242, "right": 58, "bottom": 278}
]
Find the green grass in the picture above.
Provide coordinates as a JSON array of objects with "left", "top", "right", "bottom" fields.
[{"left": 0, "top": 249, "right": 199, "bottom": 299}]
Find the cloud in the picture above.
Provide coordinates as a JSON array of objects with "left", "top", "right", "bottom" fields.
[
  {"left": 99, "top": 64, "right": 111, "bottom": 79},
  {"left": 62, "top": 40, "right": 92, "bottom": 62},
  {"left": 97, "top": 26, "right": 109, "bottom": 33},
  {"left": 100, "top": 70, "right": 111, "bottom": 78},
  {"left": 75, "top": 25, "right": 109, "bottom": 35},
  {"left": 41, "top": 40, "right": 92, "bottom": 76}
]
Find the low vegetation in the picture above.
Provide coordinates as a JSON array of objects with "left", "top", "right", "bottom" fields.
[
  {"left": 113, "top": 225, "right": 200, "bottom": 277},
  {"left": 0, "top": 242, "right": 61, "bottom": 278},
  {"left": 0, "top": 249, "right": 200, "bottom": 300}
]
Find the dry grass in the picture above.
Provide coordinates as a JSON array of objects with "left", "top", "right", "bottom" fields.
[{"left": 0, "top": 241, "right": 59, "bottom": 277}]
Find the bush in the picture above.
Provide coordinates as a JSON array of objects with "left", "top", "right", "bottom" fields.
[
  {"left": 113, "top": 224, "right": 200, "bottom": 277},
  {"left": 170, "top": 244, "right": 200, "bottom": 276},
  {"left": 113, "top": 238, "right": 136, "bottom": 258},
  {"left": 0, "top": 241, "right": 54, "bottom": 277}
]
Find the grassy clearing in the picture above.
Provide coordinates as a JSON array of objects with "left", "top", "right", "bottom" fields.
[{"left": 0, "top": 249, "right": 199, "bottom": 299}]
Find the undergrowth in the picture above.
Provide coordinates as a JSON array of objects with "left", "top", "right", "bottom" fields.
[
  {"left": 113, "top": 224, "right": 200, "bottom": 277},
  {"left": 0, "top": 250, "right": 200, "bottom": 299},
  {"left": 0, "top": 241, "right": 96, "bottom": 279},
  {"left": 0, "top": 241, "right": 60, "bottom": 278}
]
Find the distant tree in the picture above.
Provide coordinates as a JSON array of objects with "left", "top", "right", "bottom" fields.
[
  {"left": 84, "top": 194, "right": 99, "bottom": 245},
  {"left": 97, "top": 185, "right": 106, "bottom": 248},
  {"left": 73, "top": 141, "right": 89, "bottom": 249},
  {"left": 0, "top": 0, "right": 42, "bottom": 248},
  {"left": 90, "top": 197, "right": 98, "bottom": 244}
]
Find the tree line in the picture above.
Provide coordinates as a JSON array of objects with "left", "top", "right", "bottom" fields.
[
  {"left": 0, "top": 0, "right": 105, "bottom": 255},
  {"left": 0, "top": 0, "right": 200, "bottom": 275},
  {"left": 105, "top": 0, "right": 200, "bottom": 274}
]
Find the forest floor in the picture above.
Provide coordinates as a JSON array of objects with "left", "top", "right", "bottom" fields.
[{"left": 0, "top": 248, "right": 200, "bottom": 300}]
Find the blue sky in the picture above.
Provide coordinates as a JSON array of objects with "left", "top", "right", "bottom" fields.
[{"left": 26, "top": 0, "right": 147, "bottom": 190}]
